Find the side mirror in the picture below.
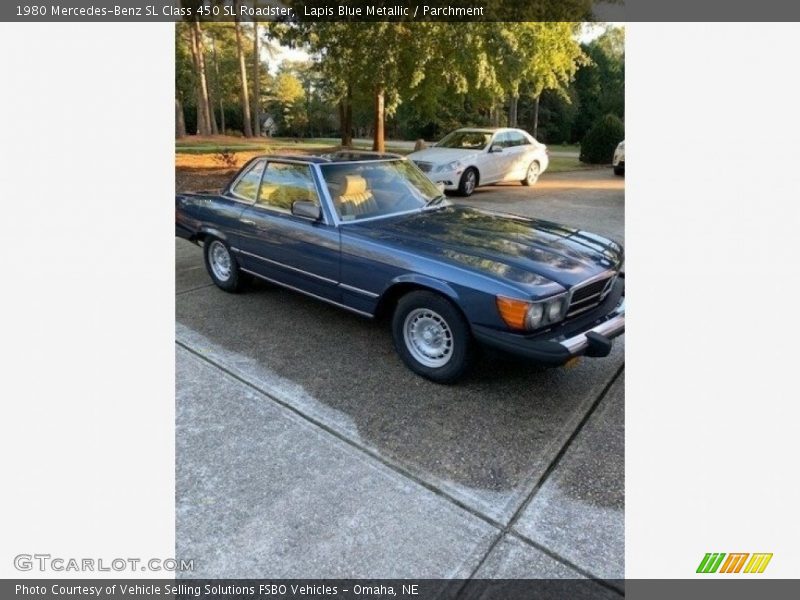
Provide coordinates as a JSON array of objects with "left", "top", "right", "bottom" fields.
[
  {"left": 291, "top": 200, "right": 321, "bottom": 221},
  {"left": 489, "top": 144, "right": 503, "bottom": 153}
]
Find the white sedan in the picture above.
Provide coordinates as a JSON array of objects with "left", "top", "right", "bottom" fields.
[
  {"left": 613, "top": 140, "right": 625, "bottom": 176},
  {"left": 408, "top": 127, "right": 549, "bottom": 197}
]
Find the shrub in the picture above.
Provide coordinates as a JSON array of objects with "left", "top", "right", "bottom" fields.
[
  {"left": 215, "top": 149, "right": 238, "bottom": 169},
  {"left": 579, "top": 114, "right": 624, "bottom": 164}
]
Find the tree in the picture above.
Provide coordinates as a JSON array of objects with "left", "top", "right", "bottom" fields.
[
  {"left": 271, "top": 71, "right": 306, "bottom": 134},
  {"left": 233, "top": 0, "right": 253, "bottom": 137},
  {"left": 571, "top": 25, "right": 625, "bottom": 143},
  {"left": 175, "top": 22, "right": 193, "bottom": 137},
  {"left": 175, "top": 98, "right": 186, "bottom": 138},
  {"left": 287, "top": 22, "right": 483, "bottom": 151},
  {"left": 252, "top": 16, "right": 261, "bottom": 136},
  {"left": 187, "top": 18, "right": 213, "bottom": 136},
  {"left": 484, "top": 22, "right": 586, "bottom": 134},
  {"left": 580, "top": 113, "right": 624, "bottom": 164},
  {"left": 208, "top": 30, "right": 225, "bottom": 134}
]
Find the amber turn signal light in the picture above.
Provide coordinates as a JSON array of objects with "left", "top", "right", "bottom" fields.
[{"left": 496, "top": 296, "right": 531, "bottom": 330}]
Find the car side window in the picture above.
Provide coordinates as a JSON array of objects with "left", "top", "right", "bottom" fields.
[
  {"left": 510, "top": 132, "right": 528, "bottom": 147},
  {"left": 256, "top": 162, "right": 320, "bottom": 213},
  {"left": 493, "top": 132, "right": 511, "bottom": 149},
  {"left": 230, "top": 159, "right": 266, "bottom": 201}
]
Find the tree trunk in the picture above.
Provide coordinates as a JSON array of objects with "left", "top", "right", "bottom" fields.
[
  {"left": 211, "top": 35, "right": 225, "bottom": 135},
  {"left": 508, "top": 95, "right": 519, "bottom": 128},
  {"left": 206, "top": 53, "right": 218, "bottom": 135},
  {"left": 189, "top": 19, "right": 212, "bottom": 136},
  {"left": 340, "top": 83, "right": 353, "bottom": 147},
  {"left": 234, "top": 3, "right": 253, "bottom": 138},
  {"left": 532, "top": 95, "right": 540, "bottom": 139},
  {"left": 372, "top": 87, "right": 385, "bottom": 152},
  {"left": 338, "top": 102, "right": 345, "bottom": 143},
  {"left": 175, "top": 96, "right": 186, "bottom": 138},
  {"left": 252, "top": 19, "right": 261, "bottom": 137}
]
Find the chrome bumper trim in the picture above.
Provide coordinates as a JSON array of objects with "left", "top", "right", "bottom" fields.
[{"left": 559, "top": 299, "right": 625, "bottom": 355}]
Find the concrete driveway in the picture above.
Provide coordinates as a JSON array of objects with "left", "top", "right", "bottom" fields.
[{"left": 175, "top": 168, "right": 624, "bottom": 588}]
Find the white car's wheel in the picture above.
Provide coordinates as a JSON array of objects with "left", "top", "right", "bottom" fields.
[
  {"left": 457, "top": 168, "right": 478, "bottom": 197},
  {"left": 522, "top": 161, "right": 541, "bottom": 186}
]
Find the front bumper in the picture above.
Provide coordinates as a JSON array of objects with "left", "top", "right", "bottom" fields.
[
  {"left": 427, "top": 170, "right": 461, "bottom": 190},
  {"left": 472, "top": 279, "right": 625, "bottom": 366}
]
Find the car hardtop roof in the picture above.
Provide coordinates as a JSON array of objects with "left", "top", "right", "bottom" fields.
[
  {"left": 453, "top": 127, "right": 525, "bottom": 134},
  {"left": 323, "top": 150, "right": 405, "bottom": 162},
  {"left": 251, "top": 150, "right": 404, "bottom": 165},
  {"left": 256, "top": 153, "right": 331, "bottom": 164}
]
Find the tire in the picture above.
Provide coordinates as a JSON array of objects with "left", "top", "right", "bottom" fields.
[
  {"left": 457, "top": 168, "right": 478, "bottom": 197},
  {"left": 392, "top": 291, "right": 474, "bottom": 383},
  {"left": 521, "top": 160, "right": 541, "bottom": 186},
  {"left": 203, "top": 238, "right": 244, "bottom": 292},
  {"left": 613, "top": 165, "right": 624, "bottom": 176}
]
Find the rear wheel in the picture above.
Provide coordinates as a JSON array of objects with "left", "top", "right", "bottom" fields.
[
  {"left": 457, "top": 168, "right": 478, "bottom": 197},
  {"left": 203, "top": 238, "right": 244, "bottom": 292},
  {"left": 392, "top": 291, "right": 474, "bottom": 383},
  {"left": 521, "top": 160, "right": 541, "bottom": 186}
]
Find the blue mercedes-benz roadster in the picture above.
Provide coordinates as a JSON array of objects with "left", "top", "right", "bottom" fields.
[{"left": 176, "top": 151, "right": 624, "bottom": 383}]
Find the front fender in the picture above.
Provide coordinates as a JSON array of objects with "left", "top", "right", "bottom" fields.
[
  {"left": 198, "top": 225, "right": 229, "bottom": 243},
  {"left": 389, "top": 273, "right": 460, "bottom": 302}
]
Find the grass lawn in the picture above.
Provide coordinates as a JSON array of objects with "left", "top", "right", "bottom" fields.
[
  {"left": 547, "top": 156, "right": 600, "bottom": 173},
  {"left": 546, "top": 143, "right": 581, "bottom": 154},
  {"left": 175, "top": 136, "right": 598, "bottom": 188},
  {"left": 175, "top": 135, "right": 412, "bottom": 155}
]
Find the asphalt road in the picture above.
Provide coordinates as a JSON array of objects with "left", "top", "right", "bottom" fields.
[{"left": 175, "top": 168, "right": 625, "bottom": 585}]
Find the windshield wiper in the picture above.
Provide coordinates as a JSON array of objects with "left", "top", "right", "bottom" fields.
[{"left": 423, "top": 194, "right": 446, "bottom": 209}]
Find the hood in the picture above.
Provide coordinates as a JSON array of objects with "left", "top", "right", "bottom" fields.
[
  {"left": 347, "top": 206, "right": 623, "bottom": 294},
  {"left": 407, "top": 147, "right": 481, "bottom": 165}
]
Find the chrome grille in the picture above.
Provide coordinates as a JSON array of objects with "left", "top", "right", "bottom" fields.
[
  {"left": 413, "top": 160, "right": 433, "bottom": 173},
  {"left": 567, "top": 273, "right": 617, "bottom": 318}
]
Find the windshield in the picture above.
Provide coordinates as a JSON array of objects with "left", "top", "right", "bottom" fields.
[
  {"left": 437, "top": 130, "right": 492, "bottom": 150},
  {"left": 320, "top": 159, "right": 445, "bottom": 222}
]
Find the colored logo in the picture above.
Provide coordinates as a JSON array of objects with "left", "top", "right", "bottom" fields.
[{"left": 697, "top": 553, "right": 773, "bottom": 574}]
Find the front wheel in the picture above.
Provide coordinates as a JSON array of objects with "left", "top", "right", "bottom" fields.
[
  {"left": 521, "top": 160, "right": 541, "bottom": 186},
  {"left": 457, "top": 168, "right": 478, "bottom": 197},
  {"left": 203, "top": 238, "right": 244, "bottom": 292},
  {"left": 392, "top": 291, "right": 474, "bottom": 383}
]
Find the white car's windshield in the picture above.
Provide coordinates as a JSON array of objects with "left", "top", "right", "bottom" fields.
[
  {"left": 320, "top": 159, "right": 445, "bottom": 222},
  {"left": 437, "top": 131, "right": 491, "bottom": 150}
]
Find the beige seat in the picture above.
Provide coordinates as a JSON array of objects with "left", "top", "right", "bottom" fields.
[{"left": 337, "top": 175, "right": 378, "bottom": 217}]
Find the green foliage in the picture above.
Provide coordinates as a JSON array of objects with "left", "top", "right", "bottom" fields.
[
  {"left": 176, "top": 20, "right": 263, "bottom": 136},
  {"left": 176, "top": 19, "right": 623, "bottom": 146},
  {"left": 505, "top": 25, "right": 626, "bottom": 145},
  {"left": 580, "top": 114, "right": 624, "bottom": 164},
  {"left": 571, "top": 26, "right": 625, "bottom": 143}
]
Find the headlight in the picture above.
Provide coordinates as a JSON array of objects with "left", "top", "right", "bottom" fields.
[
  {"left": 546, "top": 297, "right": 566, "bottom": 322},
  {"left": 526, "top": 303, "right": 544, "bottom": 328},
  {"left": 496, "top": 294, "right": 568, "bottom": 331},
  {"left": 435, "top": 160, "right": 461, "bottom": 173}
]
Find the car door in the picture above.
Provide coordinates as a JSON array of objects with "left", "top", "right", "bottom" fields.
[
  {"left": 502, "top": 131, "right": 532, "bottom": 181},
  {"left": 212, "top": 158, "right": 267, "bottom": 247},
  {"left": 235, "top": 160, "right": 341, "bottom": 301},
  {"left": 482, "top": 132, "right": 511, "bottom": 183}
]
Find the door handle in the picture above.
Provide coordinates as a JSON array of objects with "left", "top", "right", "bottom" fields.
[{"left": 241, "top": 219, "right": 256, "bottom": 226}]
